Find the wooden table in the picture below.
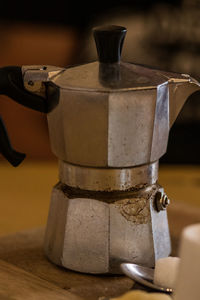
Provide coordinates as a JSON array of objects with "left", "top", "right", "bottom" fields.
[{"left": 0, "top": 161, "right": 200, "bottom": 299}]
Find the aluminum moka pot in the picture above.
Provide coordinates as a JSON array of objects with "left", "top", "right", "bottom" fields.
[{"left": 0, "top": 25, "right": 199, "bottom": 274}]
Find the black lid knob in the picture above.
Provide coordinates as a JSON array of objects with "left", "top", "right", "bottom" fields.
[{"left": 93, "top": 25, "right": 127, "bottom": 64}]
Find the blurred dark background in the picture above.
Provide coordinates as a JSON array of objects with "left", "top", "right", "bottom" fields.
[{"left": 0, "top": 0, "right": 200, "bottom": 164}]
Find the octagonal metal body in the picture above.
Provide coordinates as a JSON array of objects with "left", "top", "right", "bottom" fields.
[{"left": 47, "top": 86, "right": 168, "bottom": 167}]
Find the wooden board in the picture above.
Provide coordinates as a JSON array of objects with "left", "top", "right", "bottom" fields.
[
  {"left": 0, "top": 259, "right": 81, "bottom": 300},
  {"left": 0, "top": 201, "right": 199, "bottom": 300},
  {"left": 0, "top": 229, "right": 133, "bottom": 300}
]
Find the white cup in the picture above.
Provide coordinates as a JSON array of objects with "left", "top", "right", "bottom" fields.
[{"left": 174, "top": 223, "right": 200, "bottom": 300}]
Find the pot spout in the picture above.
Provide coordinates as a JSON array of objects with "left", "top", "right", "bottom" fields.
[
  {"left": 168, "top": 75, "right": 200, "bottom": 128},
  {"left": 149, "top": 71, "right": 200, "bottom": 163}
]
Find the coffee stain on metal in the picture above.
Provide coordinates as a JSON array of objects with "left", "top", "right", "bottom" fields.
[{"left": 114, "top": 197, "right": 150, "bottom": 224}]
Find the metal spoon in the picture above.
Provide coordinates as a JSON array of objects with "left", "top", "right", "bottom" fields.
[{"left": 120, "top": 263, "right": 173, "bottom": 293}]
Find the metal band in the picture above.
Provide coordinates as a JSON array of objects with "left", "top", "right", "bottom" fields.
[{"left": 59, "top": 161, "right": 158, "bottom": 191}]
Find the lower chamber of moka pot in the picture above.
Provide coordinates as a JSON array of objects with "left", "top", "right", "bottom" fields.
[{"left": 44, "top": 161, "right": 171, "bottom": 274}]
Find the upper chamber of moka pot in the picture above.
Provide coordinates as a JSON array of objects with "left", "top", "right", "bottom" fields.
[{"left": 22, "top": 25, "right": 200, "bottom": 168}]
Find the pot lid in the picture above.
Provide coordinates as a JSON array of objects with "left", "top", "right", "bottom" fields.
[{"left": 52, "top": 25, "right": 190, "bottom": 92}]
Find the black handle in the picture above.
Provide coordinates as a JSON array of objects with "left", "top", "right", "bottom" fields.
[
  {"left": 0, "top": 66, "right": 47, "bottom": 166},
  {"left": 0, "top": 66, "right": 47, "bottom": 113},
  {"left": 0, "top": 117, "right": 25, "bottom": 166},
  {"left": 93, "top": 25, "right": 127, "bottom": 64}
]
